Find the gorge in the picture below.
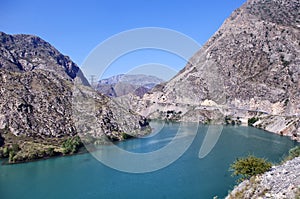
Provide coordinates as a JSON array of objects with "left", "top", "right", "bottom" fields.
[{"left": 0, "top": 0, "right": 299, "bottom": 198}]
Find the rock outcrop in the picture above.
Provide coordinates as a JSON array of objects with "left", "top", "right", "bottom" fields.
[
  {"left": 227, "top": 157, "right": 300, "bottom": 199},
  {"left": 0, "top": 32, "right": 89, "bottom": 85},
  {"left": 134, "top": 0, "right": 300, "bottom": 141}
]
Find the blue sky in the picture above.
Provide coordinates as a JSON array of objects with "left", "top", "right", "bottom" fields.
[{"left": 0, "top": 0, "right": 246, "bottom": 80}]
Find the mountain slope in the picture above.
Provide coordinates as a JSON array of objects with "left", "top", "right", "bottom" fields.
[
  {"left": 227, "top": 157, "right": 300, "bottom": 199},
  {"left": 137, "top": 0, "right": 300, "bottom": 140},
  {"left": 0, "top": 32, "right": 150, "bottom": 163}
]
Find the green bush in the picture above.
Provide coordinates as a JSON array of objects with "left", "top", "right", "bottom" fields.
[
  {"left": 62, "top": 136, "right": 82, "bottom": 155},
  {"left": 289, "top": 146, "right": 300, "bottom": 158},
  {"left": 284, "top": 146, "right": 300, "bottom": 161},
  {"left": 3, "top": 147, "right": 9, "bottom": 157},
  {"left": 0, "top": 145, "right": 18, "bottom": 160},
  {"left": 225, "top": 116, "right": 231, "bottom": 125},
  {"left": 11, "top": 143, "right": 19, "bottom": 152},
  {"left": 9, "top": 151, "right": 16, "bottom": 163},
  {"left": 8, "top": 144, "right": 20, "bottom": 163},
  {"left": 230, "top": 155, "right": 272, "bottom": 181},
  {"left": 248, "top": 117, "right": 259, "bottom": 126},
  {"left": 47, "top": 147, "right": 55, "bottom": 156},
  {"left": 121, "top": 133, "right": 132, "bottom": 140}
]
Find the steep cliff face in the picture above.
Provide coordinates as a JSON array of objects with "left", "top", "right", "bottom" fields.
[
  {"left": 136, "top": 0, "right": 300, "bottom": 140},
  {"left": 0, "top": 70, "right": 75, "bottom": 137},
  {"left": 0, "top": 32, "right": 149, "bottom": 163}
]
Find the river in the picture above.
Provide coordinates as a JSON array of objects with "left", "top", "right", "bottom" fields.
[{"left": 0, "top": 122, "right": 298, "bottom": 199}]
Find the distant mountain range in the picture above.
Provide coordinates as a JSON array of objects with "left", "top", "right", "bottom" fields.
[{"left": 96, "top": 74, "right": 164, "bottom": 97}]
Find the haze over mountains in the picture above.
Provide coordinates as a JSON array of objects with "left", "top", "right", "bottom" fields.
[{"left": 96, "top": 74, "right": 164, "bottom": 97}]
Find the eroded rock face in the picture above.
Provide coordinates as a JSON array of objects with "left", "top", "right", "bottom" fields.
[
  {"left": 0, "top": 32, "right": 150, "bottom": 162},
  {"left": 227, "top": 157, "right": 300, "bottom": 199},
  {"left": 0, "top": 32, "right": 89, "bottom": 85},
  {"left": 0, "top": 70, "right": 149, "bottom": 140},
  {"left": 72, "top": 83, "right": 150, "bottom": 143},
  {"left": 134, "top": 0, "right": 300, "bottom": 140},
  {"left": 0, "top": 70, "right": 75, "bottom": 138}
]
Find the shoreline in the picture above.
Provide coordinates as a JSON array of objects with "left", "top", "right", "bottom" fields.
[
  {"left": 1, "top": 121, "right": 299, "bottom": 165},
  {"left": 0, "top": 146, "right": 89, "bottom": 166},
  {"left": 0, "top": 130, "right": 152, "bottom": 165}
]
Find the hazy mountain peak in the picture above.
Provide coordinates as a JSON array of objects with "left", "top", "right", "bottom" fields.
[{"left": 97, "top": 74, "right": 165, "bottom": 97}]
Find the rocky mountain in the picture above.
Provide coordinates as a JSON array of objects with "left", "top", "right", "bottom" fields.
[
  {"left": 0, "top": 32, "right": 150, "bottom": 163},
  {"left": 0, "top": 32, "right": 89, "bottom": 85},
  {"left": 134, "top": 0, "right": 300, "bottom": 141},
  {"left": 96, "top": 74, "right": 164, "bottom": 97}
]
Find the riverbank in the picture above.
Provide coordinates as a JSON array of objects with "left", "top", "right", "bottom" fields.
[
  {"left": 225, "top": 113, "right": 300, "bottom": 143},
  {"left": 1, "top": 116, "right": 298, "bottom": 165},
  {"left": 133, "top": 99, "right": 300, "bottom": 143},
  {"left": 1, "top": 122, "right": 297, "bottom": 199},
  {"left": 226, "top": 156, "right": 300, "bottom": 199},
  {"left": 251, "top": 115, "right": 300, "bottom": 142},
  {"left": 0, "top": 133, "right": 85, "bottom": 164},
  {"left": 0, "top": 128, "right": 150, "bottom": 165},
  {"left": 0, "top": 145, "right": 88, "bottom": 165}
]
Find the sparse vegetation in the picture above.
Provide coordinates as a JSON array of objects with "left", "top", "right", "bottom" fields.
[
  {"left": 248, "top": 117, "right": 259, "bottom": 126},
  {"left": 9, "top": 150, "right": 16, "bottom": 163},
  {"left": 295, "top": 188, "right": 300, "bottom": 199},
  {"left": 225, "top": 116, "right": 241, "bottom": 126},
  {"left": 121, "top": 132, "right": 133, "bottom": 140},
  {"left": 283, "top": 146, "right": 300, "bottom": 162},
  {"left": 284, "top": 98, "right": 289, "bottom": 106},
  {"left": 236, "top": 118, "right": 242, "bottom": 125},
  {"left": 204, "top": 118, "right": 212, "bottom": 125},
  {"left": 288, "top": 146, "right": 300, "bottom": 158},
  {"left": 62, "top": 136, "right": 82, "bottom": 155},
  {"left": 225, "top": 116, "right": 232, "bottom": 125},
  {"left": 0, "top": 130, "right": 86, "bottom": 163},
  {"left": 280, "top": 55, "right": 290, "bottom": 67},
  {"left": 6, "top": 143, "right": 20, "bottom": 163},
  {"left": 1, "top": 146, "right": 9, "bottom": 157},
  {"left": 230, "top": 155, "right": 272, "bottom": 181},
  {"left": 227, "top": 176, "right": 268, "bottom": 199}
]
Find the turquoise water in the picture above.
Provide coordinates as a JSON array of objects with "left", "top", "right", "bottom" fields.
[{"left": 0, "top": 122, "right": 298, "bottom": 199}]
